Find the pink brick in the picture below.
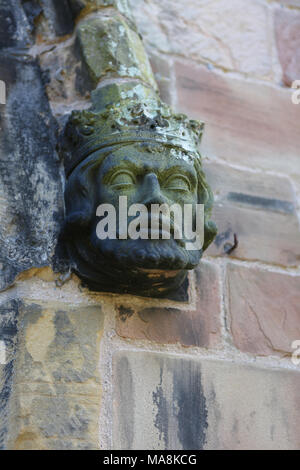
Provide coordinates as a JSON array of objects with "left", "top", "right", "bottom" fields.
[
  {"left": 226, "top": 263, "right": 300, "bottom": 357},
  {"left": 175, "top": 60, "right": 300, "bottom": 177}
]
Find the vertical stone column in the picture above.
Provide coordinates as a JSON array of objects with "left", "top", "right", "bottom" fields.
[
  {"left": 0, "top": 0, "right": 64, "bottom": 450},
  {"left": 0, "top": 1, "right": 64, "bottom": 292}
]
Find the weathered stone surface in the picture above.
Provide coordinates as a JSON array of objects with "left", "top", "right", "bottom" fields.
[
  {"left": 0, "top": 0, "right": 32, "bottom": 48},
  {"left": 76, "top": 12, "right": 157, "bottom": 88},
  {"left": 39, "top": 38, "right": 92, "bottom": 106},
  {"left": 0, "top": 299, "right": 20, "bottom": 450},
  {"left": 116, "top": 261, "right": 221, "bottom": 348},
  {"left": 9, "top": 301, "right": 104, "bottom": 450},
  {"left": 226, "top": 263, "right": 300, "bottom": 357},
  {"left": 113, "top": 351, "right": 300, "bottom": 450},
  {"left": 22, "top": 0, "right": 43, "bottom": 35},
  {"left": 39, "top": 0, "right": 75, "bottom": 37},
  {"left": 29, "top": 0, "right": 135, "bottom": 41},
  {"left": 130, "top": 0, "right": 274, "bottom": 80},
  {"left": 69, "top": 0, "right": 135, "bottom": 24},
  {"left": 275, "top": 7, "right": 300, "bottom": 87},
  {"left": 0, "top": 54, "right": 64, "bottom": 291},
  {"left": 204, "top": 162, "right": 300, "bottom": 266},
  {"left": 175, "top": 60, "right": 300, "bottom": 177}
]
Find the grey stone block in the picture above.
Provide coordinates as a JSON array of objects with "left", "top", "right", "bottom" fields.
[
  {"left": 113, "top": 351, "right": 300, "bottom": 450},
  {"left": 0, "top": 53, "right": 64, "bottom": 291}
]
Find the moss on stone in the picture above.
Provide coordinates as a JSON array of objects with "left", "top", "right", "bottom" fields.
[{"left": 77, "top": 13, "right": 157, "bottom": 89}]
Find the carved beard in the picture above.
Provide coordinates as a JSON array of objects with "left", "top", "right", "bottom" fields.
[
  {"left": 90, "top": 234, "right": 201, "bottom": 271},
  {"left": 65, "top": 225, "right": 202, "bottom": 297}
]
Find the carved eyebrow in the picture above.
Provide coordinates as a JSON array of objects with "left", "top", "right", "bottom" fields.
[
  {"left": 162, "top": 165, "right": 197, "bottom": 188},
  {"left": 102, "top": 160, "right": 140, "bottom": 183},
  {"left": 102, "top": 160, "right": 197, "bottom": 187}
]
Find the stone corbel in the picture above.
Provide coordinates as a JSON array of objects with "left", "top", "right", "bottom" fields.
[{"left": 59, "top": 0, "right": 217, "bottom": 297}]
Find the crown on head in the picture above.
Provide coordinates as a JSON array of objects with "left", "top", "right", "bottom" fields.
[{"left": 61, "top": 83, "right": 205, "bottom": 176}]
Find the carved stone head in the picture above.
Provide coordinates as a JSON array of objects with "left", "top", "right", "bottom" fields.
[{"left": 59, "top": 83, "right": 217, "bottom": 297}]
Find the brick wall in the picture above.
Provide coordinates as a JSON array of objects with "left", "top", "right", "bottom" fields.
[{"left": 0, "top": 0, "right": 300, "bottom": 450}]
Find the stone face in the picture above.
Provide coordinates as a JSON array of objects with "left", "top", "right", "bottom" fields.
[
  {"left": 113, "top": 351, "right": 300, "bottom": 450},
  {"left": 175, "top": 60, "right": 300, "bottom": 177},
  {"left": 226, "top": 263, "right": 300, "bottom": 357},
  {"left": 9, "top": 302, "right": 104, "bottom": 450},
  {"left": 0, "top": 299, "right": 20, "bottom": 450},
  {"left": 204, "top": 161, "right": 300, "bottom": 266},
  {"left": 60, "top": 77, "right": 215, "bottom": 298},
  {"left": 77, "top": 12, "right": 157, "bottom": 89},
  {"left": 275, "top": 8, "right": 300, "bottom": 87},
  {"left": 130, "top": 0, "right": 274, "bottom": 80},
  {"left": 116, "top": 261, "right": 221, "bottom": 348},
  {"left": 0, "top": 54, "right": 64, "bottom": 291}
]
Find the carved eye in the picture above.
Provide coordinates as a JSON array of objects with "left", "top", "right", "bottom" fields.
[
  {"left": 110, "top": 170, "right": 136, "bottom": 189},
  {"left": 81, "top": 125, "right": 94, "bottom": 136},
  {"left": 163, "top": 174, "right": 191, "bottom": 192}
]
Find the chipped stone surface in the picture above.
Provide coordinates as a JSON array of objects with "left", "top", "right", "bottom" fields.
[
  {"left": 0, "top": 0, "right": 32, "bottom": 48},
  {"left": 226, "top": 263, "right": 300, "bottom": 357},
  {"left": 8, "top": 301, "right": 104, "bottom": 450},
  {"left": 175, "top": 60, "right": 300, "bottom": 177},
  {"left": 204, "top": 161, "right": 300, "bottom": 266},
  {"left": 0, "top": 53, "right": 64, "bottom": 291},
  {"left": 275, "top": 7, "right": 300, "bottom": 87},
  {"left": 113, "top": 351, "right": 300, "bottom": 450},
  {"left": 116, "top": 261, "right": 221, "bottom": 348},
  {"left": 130, "top": 0, "right": 275, "bottom": 80}
]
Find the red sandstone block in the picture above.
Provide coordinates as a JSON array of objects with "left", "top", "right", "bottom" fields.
[
  {"left": 204, "top": 161, "right": 300, "bottom": 267},
  {"left": 226, "top": 262, "right": 300, "bottom": 357},
  {"left": 115, "top": 260, "right": 222, "bottom": 348},
  {"left": 175, "top": 60, "right": 300, "bottom": 177}
]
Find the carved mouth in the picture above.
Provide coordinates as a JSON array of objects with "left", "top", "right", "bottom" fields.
[
  {"left": 116, "top": 213, "right": 185, "bottom": 245},
  {"left": 137, "top": 227, "right": 173, "bottom": 239}
]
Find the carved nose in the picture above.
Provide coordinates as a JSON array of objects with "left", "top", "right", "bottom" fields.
[{"left": 141, "top": 173, "right": 166, "bottom": 206}]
